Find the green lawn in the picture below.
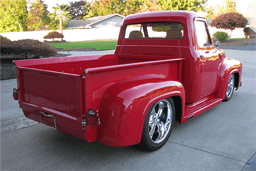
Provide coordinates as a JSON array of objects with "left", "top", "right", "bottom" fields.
[{"left": 49, "top": 40, "right": 118, "bottom": 51}]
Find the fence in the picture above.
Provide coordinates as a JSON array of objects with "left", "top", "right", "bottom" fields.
[
  {"left": 1, "top": 26, "right": 247, "bottom": 42},
  {"left": 0, "top": 26, "right": 121, "bottom": 42}
]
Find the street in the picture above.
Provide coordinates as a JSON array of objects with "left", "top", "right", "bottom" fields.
[{"left": 1, "top": 46, "right": 256, "bottom": 171}]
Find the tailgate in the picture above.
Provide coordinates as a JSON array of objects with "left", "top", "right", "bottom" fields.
[
  {"left": 16, "top": 67, "right": 88, "bottom": 140},
  {"left": 20, "top": 69, "right": 82, "bottom": 118}
]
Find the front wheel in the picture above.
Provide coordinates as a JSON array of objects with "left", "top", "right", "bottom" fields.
[
  {"left": 224, "top": 74, "right": 235, "bottom": 101},
  {"left": 138, "top": 98, "right": 175, "bottom": 151}
]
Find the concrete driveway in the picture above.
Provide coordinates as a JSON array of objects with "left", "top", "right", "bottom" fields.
[{"left": 1, "top": 47, "right": 255, "bottom": 171}]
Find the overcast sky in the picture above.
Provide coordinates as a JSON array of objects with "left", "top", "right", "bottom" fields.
[{"left": 42, "top": 0, "right": 255, "bottom": 17}]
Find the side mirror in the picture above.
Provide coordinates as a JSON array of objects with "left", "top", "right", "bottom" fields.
[{"left": 215, "top": 41, "right": 220, "bottom": 47}]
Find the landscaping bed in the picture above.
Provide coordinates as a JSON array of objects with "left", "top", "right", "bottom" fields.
[
  {"left": 1, "top": 53, "right": 69, "bottom": 80},
  {"left": 219, "top": 38, "right": 256, "bottom": 46}
]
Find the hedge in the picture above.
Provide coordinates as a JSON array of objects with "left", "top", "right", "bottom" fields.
[{"left": 1, "top": 39, "right": 57, "bottom": 59}]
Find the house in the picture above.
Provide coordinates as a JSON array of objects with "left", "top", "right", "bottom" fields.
[{"left": 67, "top": 14, "right": 125, "bottom": 29}]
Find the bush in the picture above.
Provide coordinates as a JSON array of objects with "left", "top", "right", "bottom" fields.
[
  {"left": 0, "top": 35, "right": 11, "bottom": 42},
  {"left": 43, "top": 31, "right": 64, "bottom": 41},
  {"left": 243, "top": 27, "right": 256, "bottom": 39},
  {"left": 213, "top": 32, "right": 229, "bottom": 41},
  {"left": 1, "top": 39, "right": 57, "bottom": 59}
]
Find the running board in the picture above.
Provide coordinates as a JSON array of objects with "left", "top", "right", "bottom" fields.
[{"left": 183, "top": 97, "right": 222, "bottom": 122}]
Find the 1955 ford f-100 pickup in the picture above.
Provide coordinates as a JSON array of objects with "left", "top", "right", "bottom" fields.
[{"left": 13, "top": 11, "right": 242, "bottom": 151}]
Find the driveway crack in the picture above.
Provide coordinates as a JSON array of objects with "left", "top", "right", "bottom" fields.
[{"left": 169, "top": 141, "right": 247, "bottom": 164}]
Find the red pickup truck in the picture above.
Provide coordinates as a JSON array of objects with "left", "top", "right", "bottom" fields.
[{"left": 13, "top": 11, "right": 242, "bottom": 151}]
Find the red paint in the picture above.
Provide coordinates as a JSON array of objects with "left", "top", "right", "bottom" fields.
[{"left": 14, "top": 11, "right": 242, "bottom": 147}]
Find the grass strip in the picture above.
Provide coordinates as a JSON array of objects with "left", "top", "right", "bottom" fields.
[
  {"left": 229, "top": 38, "right": 251, "bottom": 41},
  {"left": 49, "top": 40, "right": 117, "bottom": 51}
]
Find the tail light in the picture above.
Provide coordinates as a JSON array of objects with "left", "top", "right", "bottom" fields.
[
  {"left": 13, "top": 88, "right": 18, "bottom": 100},
  {"left": 87, "top": 109, "right": 100, "bottom": 125}
]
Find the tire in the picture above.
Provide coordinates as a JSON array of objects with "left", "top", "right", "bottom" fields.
[
  {"left": 138, "top": 98, "right": 175, "bottom": 151},
  {"left": 224, "top": 74, "right": 235, "bottom": 101}
]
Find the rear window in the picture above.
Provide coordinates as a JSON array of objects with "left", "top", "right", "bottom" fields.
[{"left": 123, "top": 22, "right": 184, "bottom": 39}]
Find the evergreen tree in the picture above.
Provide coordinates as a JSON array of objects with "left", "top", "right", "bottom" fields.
[
  {"left": 26, "top": 0, "right": 50, "bottom": 31},
  {"left": 158, "top": 0, "right": 206, "bottom": 11},
  {"left": 0, "top": 0, "right": 28, "bottom": 32},
  {"left": 207, "top": 0, "right": 238, "bottom": 18},
  {"left": 122, "top": 0, "right": 142, "bottom": 16},
  {"left": 139, "top": 0, "right": 163, "bottom": 13},
  {"left": 87, "top": 0, "right": 125, "bottom": 17}
]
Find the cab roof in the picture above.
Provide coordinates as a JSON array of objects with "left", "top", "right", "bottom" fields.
[{"left": 123, "top": 11, "right": 205, "bottom": 25}]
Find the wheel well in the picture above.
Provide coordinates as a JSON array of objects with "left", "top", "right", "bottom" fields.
[
  {"left": 170, "top": 96, "right": 182, "bottom": 124},
  {"left": 234, "top": 72, "right": 239, "bottom": 88}
]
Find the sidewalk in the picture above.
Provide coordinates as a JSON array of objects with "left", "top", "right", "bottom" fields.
[{"left": 57, "top": 49, "right": 115, "bottom": 57}]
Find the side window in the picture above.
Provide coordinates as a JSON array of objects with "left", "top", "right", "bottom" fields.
[{"left": 195, "top": 21, "right": 212, "bottom": 47}]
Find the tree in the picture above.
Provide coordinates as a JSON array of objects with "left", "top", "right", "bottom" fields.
[
  {"left": 43, "top": 31, "right": 64, "bottom": 41},
  {"left": 206, "top": 6, "right": 215, "bottom": 19},
  {"left": 139, "top": 0, "right": 163, "bottom": 13},
  {"left": 51, "top": 4, "right": 71, "bottom": 35},
  {"left": 206, "top": 0, "right": 237, "bottom": 19},
  {"left": 26, "top": 0, "right": 50, "bottom": 31},
  {"left": 122, "top": 0, "right": 142, "bottom": 16},
  {"left": 87, "top": 0, "right": 124, "bottom": 17},
  {"left": 69, "top": 1, "right": 91, "bottom": 20},
  {"left": 210, "top": 12, "right": 248, "bottom": 37},
  {"left": 0, "top": 0, "right": 28, "bottom": 32},
  {"left": 158, "top": 0, "right": 206, "bottom": 11},
  {"left": 224, "top": 0, "right": 237, "bottom": 13}
]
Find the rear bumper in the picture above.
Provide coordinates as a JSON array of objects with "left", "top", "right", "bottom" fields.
[{"left": 20, "top": 102, "right": 90, "bottom": 142}]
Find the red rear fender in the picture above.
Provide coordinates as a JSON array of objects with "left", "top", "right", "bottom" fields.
[{"left": 97, "top": 76, "right": 185, "bottom": 147}]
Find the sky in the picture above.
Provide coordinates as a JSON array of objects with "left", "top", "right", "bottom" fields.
[{"left": 42, "top": 0, "right": 255, "bottom": 17}]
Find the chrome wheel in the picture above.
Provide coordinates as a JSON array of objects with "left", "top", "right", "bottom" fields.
[
  {"left": 139, "top": 98, "right": 175, "bottom": 151},
  {"left": 226, "top": 74, "right": 235, "bottom": 100},
  {"left": 148, "top": 99, "right": 173, "bottom": 144}
]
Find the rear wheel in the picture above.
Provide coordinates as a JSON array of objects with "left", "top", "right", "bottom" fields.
[
  {"left": 138, "top": 98, "right": 175, "bottom": 151},
  {"left": 224, "top": 74, "right": 235, "bottom": 101}
]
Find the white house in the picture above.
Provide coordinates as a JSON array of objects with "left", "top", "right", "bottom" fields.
[{"left": 67, "top": 14, "right": 125, "bottom": 29}]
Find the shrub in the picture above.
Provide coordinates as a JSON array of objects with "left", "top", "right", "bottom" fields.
[
  {"left": 213, "top": 32, "right": 229, "bottom": 41},
  {"left": 1, "top": 39, "right": 57, "bottom": 59},
  {"left": 210, "top": 12, "right": 248, "bottom": 31},
  {"left": 0, "top": 35, "right": 11, "bottom": 42},
  {"left": 243, "top": 27, "right": 256, "bottom": 39},
  {"left": 43, "top": 31, "right": 64, "bottom": 41}
]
